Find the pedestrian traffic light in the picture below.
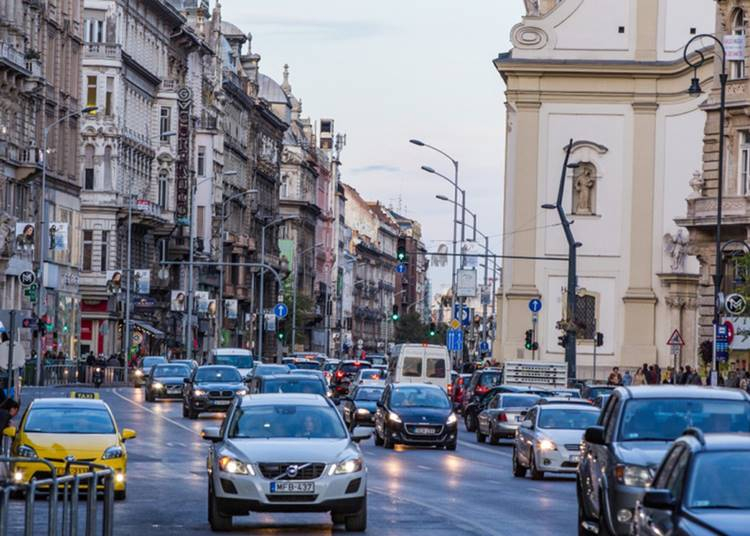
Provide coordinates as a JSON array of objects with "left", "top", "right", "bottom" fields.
[
  {"left": 397, "top": 244, "right": 407, "bottom": 262},
  {"left": 524, "top": 329, "right": 533, "bottom": 350},
  {"left": 391, "top": 305, "right": 400, "bottom": 321},
  {"left": 596, "top": 332, "right": 604, "bottom": 347},
  {"left": 558, "top": 333, "right": 568, "bottom": 348},
  {"left": 277, "top": 319, "right": 285, "bottom": 341},
  {"left": 429, "top": 322, "right": 436, "bottom": 337}
]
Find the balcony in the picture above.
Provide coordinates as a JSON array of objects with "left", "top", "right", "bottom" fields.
[
  {"left": 0, "top": 44, "right": 30, "bottom": 75},
  {"left": 85, "top": 43, "right": 121, "bottom": 61},
  {"left": 678, "top": 195, "right": 750, "bottom": 228}
]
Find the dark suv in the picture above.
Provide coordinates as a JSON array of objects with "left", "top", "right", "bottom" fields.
[
  {"left": 182, "top": 366, "right": 247, "bottom": 419},
  {"left": 577, "top": 386, "right": 750, "bottom": 535},
  {"left": 331, "top": 360, "right": 372, "bottom": 397},
  {"left": 461, "top": 368, "right": 504, "bottom": 416}
]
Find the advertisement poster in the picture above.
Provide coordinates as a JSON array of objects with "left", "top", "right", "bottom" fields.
[
  {"left": 48, "top": 222, "right": 68, "bottom": 252},
  {"left": 196, "top": 291, "right": 209, "bottom": 314},
  {"left": 106, "top": 271, "right": 123, "bottom": 294},
  {"left": 171, "top": 290, "right": 186, "bottom": 312},
  {"left": 15, "top": 223, "right": 35, "bottom": 253},
  {"left": 133, "top": 269, "right": 151, "bottom": 295},
  {"left": 225, "top": 299, "right": 238, "bottom": 320}
]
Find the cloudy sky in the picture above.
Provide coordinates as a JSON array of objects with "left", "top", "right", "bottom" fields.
[{"left": 220, "top": 0, "right": 523, "bottom": 294}]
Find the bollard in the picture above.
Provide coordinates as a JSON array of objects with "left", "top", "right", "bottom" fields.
[
  {"left": 70, "top": 475, "right": 80, "bottom": 536},
  {"left": 102, "top": 472, "right": 114, "bottom": 536},
  {"left": 85, "top": 473, "right": 97, "bottom": 536},
  {"left": 24, "top": 480, "right": 35, "bottom": 535}
]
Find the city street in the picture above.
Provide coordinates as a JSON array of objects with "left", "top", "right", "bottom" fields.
[{"left": 9, "top": 387, "right": 576, "bottom": 535}]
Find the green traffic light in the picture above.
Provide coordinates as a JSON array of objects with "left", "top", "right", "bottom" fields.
[
  {"left": 392, "top": 314, "right": 399, "bottom": 321},
  {"left": 525, "top": 342, "right": 532, "bottom": 350}
]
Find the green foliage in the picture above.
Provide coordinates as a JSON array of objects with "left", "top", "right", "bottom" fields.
[{"left": 394, "top": 312, "right": 445, "bottom": 344}]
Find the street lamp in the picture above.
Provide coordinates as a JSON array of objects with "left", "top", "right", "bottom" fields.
[
  {"left": 291, "top": 242, "right": 324, "bottom": 349},
  {"left": 35, "top": 105, "right": 97, "bottom": 385},
  {"left": 684, "top": 34, "right": 727, "bottom": 385},
  {"left": 257, "top": 215, "right": 299, "bottom": 359}
]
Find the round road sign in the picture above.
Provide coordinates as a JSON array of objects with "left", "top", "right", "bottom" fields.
[
  {"left": 274, "top": 303, "right": 288, "bottom": 319},
  {"left": 19, "top": 271, "right": 36, "bottom": 287}
]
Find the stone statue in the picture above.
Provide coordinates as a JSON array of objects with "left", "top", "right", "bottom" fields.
[
  {"left": 663, "top": 230, "right": 689, "bottom": 273},
  {"left": 574, "top": 164, "right": 596, "bottom": 214},
  {"left": 689, "top": 170, "right": 704, "bottom": 198},
  {"left": 524, "top": 0, "right": 540, "bottom": 15}
]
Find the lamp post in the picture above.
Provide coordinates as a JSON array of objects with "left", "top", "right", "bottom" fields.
[
  {"left": 683, "top": 34, "right": 727, "bottom": 385},
  {"left": 257, "top": 215, "right": 298, "bottom": 359},
  {"left": 123, "top": 131, "right": 175, "bottom": 372},
  {"left": 291, "top": 242, "right": 324, "bottom": 350},
  {"left": 35, "top": 106, "right": 97, "bottom": 386}
]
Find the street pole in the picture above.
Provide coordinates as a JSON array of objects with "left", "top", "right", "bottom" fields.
[
  {"left": 481, "top": 235, "right": 489, "bottom": 354},
  {"left": 186, "top": 181, "right": 196, "bottom": 361},
  {"left": 684, "top": 35, "right": 727, "bottom": 385},
  {"left": 124, "top": 172, "right": 133, "bottom": 365},
  {"left": 593, "top": 318, "right": 598, "bottom": 381},
  {"left": 291, "top": 243, "right": 322, "bottom": 351}
]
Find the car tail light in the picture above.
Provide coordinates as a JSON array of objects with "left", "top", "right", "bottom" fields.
[
  {"left": 497, "top": 413, "right": 507, "bottom": 422},
  {"left": 475, "top": 385, "right": 489, "bottom": 395},
  {"left": 447, "top": 383, "right": 453, "bottom": 395},
  {"left": 336, "top": 370, "right": 345, "bottom": 379}
]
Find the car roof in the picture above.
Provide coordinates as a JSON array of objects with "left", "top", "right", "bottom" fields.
[
  {"left": 264, "top": 374, "right": 319, "bottom": 381},
  {"left": 340, "top": 360, "right": 371, "bottom": 364},
  {"left": 678, "top": 432, "right": 750, "bottom": 451},
  {"left": 198, "top": 364, "right": 238, "bottom": 370},
  {"left": 241, "top": 393, "right": 330, "bottom": 407},
  {"left": 538, "top": 397, "right": 592, "bottom": 405},
  {"left": 476, "top": 368, "right": 503, "bottom": 373},
  {"left": 392, "top": 382, "right": 444, "bottom": 390},
  {"left": 618, "top": 386, "right": 750, "bottom": 400},
  {"left": 537, "top": 401, "right": 599, "bottom": 410},
  {"left": 212, "top": 348, "right": 252, "bottom": 355},
  {"left": 31, "top": 398, "right": 108, "bottom": 409}
]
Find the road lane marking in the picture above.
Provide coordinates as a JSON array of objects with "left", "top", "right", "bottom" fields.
[
  {"left": 458, "top": 440, "right": 512, "bottom": 457},
  {"left": 112, "top": 388, "right": 198, "bottom": 435}
]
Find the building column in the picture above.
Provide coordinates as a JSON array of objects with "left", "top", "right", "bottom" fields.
[{"left": 621, "top": 102, "right": 659, "bottom": 367}]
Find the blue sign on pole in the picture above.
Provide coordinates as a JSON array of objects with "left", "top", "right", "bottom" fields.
[
  {"left": 716, "top": 324, "right": 729, "bottom": 363},
  {"left": 273, "top": 303, "right": 288, "bottom": 319},
  {"left": 528, "top": 299, "right": 542, "bottom": 313},
  {"left": 395, "top": 263, "right": 406, "bottom": 274},
  {"left": 453, "top": 304, "right": 471, "bottom": 326},
  {"left": 479, "top": 340, "right": 490, "bottom": 353},
  {"left": 447, "top": 329, "right": 464, "bottom": 352}
]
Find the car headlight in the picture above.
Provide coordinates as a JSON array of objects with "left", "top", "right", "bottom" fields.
[
  {"left": 218, "top": 456, "right": 254, "bottom": 476},
  {"left": 102, "top": 445, "right": 124, "bottom": 460},
  {"left": 538, "top": 439, "right": 556, "bottom": 451},
  {"left": 152, "top": 382, "right": 164, "bottom": 390},
  {"left": 388, "top": 411, "right": 402, "bottom": 423},
  {"left": 446, "top": 413, "right": 457, "bottom": 425},
  {"left": 356, "top": 408, "right": 370, "bottom": 416},
  {"left": 17, "top": 444, "right": 37, "bottom": 458},
  {"left": 329, "top": 457, "right": 363, "bottom": 475},
  {"left": 134, "top": 370, "right": 144, "bottom": 377},
  {"left": 615, "top": 464, "right": 652, "bottom": 487},
  {"left": 193, "top": 389, "right": 207, "bottom": 397}
]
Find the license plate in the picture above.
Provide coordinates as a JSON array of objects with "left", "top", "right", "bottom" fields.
[
  {"left": 66, "top": 466, "right": 90, "bottom": 475},
  {"left": 213, "top": 400, "right": 231, "bottom": 405},
  {"left": 270, "top": 481, "right": 315, "bottom": 494},
  {"left": 414, "top": 427, "right": 434, "bottom": 435}
]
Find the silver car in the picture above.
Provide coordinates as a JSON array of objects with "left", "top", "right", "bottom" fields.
[{"left": 203, "top": 393, "right": 370, "bottom": 532}]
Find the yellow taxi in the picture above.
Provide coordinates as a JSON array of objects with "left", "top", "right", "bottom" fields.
[{"left": 2, "top": 394, "right": 136, "bottom": 500}]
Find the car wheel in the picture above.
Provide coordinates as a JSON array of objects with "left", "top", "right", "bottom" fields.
[
  {"left": 188, "top": 408, "right": 198, "bottom": 420},
  {"left": 445, "top": 441, "right": 457, "bottom": 451},
  {"left": 512, "top": 447, "right": 527, "bottom": 478},
  {"left": 331, "top": 512, "right": 346, "bottom": 525},
  {"left": 373, "top": 428, "right": 384, "bottom": 446},
  {"left": 529, "top": 450, "right": 544, "bottom": 480},
  {"left": 465, "top": 413, "right": 476, "bottom": 432},
  {"left": 597, "top": 491, "right": 612, "bottom": 536},
  {"left": 182, "top": 404, "right": 189, "bottom": 418},
  {"left": 145, "top": 391, "right": 153, "bottom": 403},
  {"left": 475, "top": 428, "right": 486, "bottom": 443},
  {"left": 344, "top": 494, "right": 367, "bottom": 532},
  {"left": 208, "top": 483, "right": 232, "bottom": 532},
  {"left": 114, "top": 488, "right": 127, "bottom": 501},
  {"left": 488, "top": 426, "right": 499, "bottom": 445},
  {"left": 382, "top": 429, "right": 394, "bottom": 449}
]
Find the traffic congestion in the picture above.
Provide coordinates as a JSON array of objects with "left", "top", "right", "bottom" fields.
[{"left": 3, "top": 347, "right": 750, "bottom": 535}]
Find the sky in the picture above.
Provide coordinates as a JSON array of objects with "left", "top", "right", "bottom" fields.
[{"left": 219, "top": 0, "right": 523, "bottom": 295}]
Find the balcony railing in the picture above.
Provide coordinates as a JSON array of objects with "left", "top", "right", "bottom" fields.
[
  {"left": 0, "top": 44, "right": 29, "bottom": 73},
  {"left": 85, "top": 43, "right": 121, "bottom": 60}
]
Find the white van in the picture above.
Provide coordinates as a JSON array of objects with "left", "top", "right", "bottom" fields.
[
  {"left": 389, "top": 344, "right": 451, "bottom": 392},
  {"left": 209, "top": 348, "right": 254, "bottom": 379}
]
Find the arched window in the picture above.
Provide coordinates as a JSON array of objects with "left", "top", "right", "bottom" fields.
[
  {"left": 731, "top": 9, "right": 746, "bottom": 80},
  {"left": 103, "top": 146, "right": 112, "bottom": 189}
]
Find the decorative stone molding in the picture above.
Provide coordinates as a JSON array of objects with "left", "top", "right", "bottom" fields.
[
  {"left": 688, "top": 171, "right": 704, "bottom": 198},
  {"left": 511, "top": 23, "right": 549, "bottom": 50},
  {"left": 564, "top": 140, "right": 609, "bottom": 155}
]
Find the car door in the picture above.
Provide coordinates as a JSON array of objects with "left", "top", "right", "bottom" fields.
[
  {"left": 374, "top": 385, "right": 390, "bottom": 437},
  {"left": 478, "top": 395, "right": 497, "bottom": 434},
  {"left": 517, "top": 407, "right": 537, "bottom": 464},
  {"left": 582, "top": 393, "right": 619, "bottom": 519},
  {"left": 640, "top": 445, "right": 684, "bottom": 535}
]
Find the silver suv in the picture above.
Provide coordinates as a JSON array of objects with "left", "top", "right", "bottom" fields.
[{"left": 203, "top": 393, "right": 370, "bottom": 532}]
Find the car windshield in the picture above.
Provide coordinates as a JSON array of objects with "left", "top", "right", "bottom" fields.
[
  {"left": 324, "top": 363, "right": 339, "bottom": 373},
  {"left": 360, "top": 370, "right": 381, "bottom": 380},
  {"left": 391, "top": 387, "right": 450, "bottom": 409},
  {"left": 195, "top": 367, "right": 242, "bottom": 383},
  {"left": 214, "top": 354, "right": 253, "bottom": 368},
  {"left": 293, "top": 361, "right": 320, "bottom": 370},
  {"left": 142, "top": 357, "right": 165, "bottom": 369},
  {"left": 228, "top": 405, "right": 347, "bottom": 439},
  {"left": 341, "top": 362, "right": 370, "bottom": 374},
  {"left": 619, "top": 399, "right": 750, "bottom": 441},
  {"left": 538, "top": 408, "right": 600, "bottom": 429},
  {"left": 356, "top": 387, "right": 384, "bottom": 401},
  {"left": 25, "top": 407, "right": 115, "bottom": 434},
  {"left": 586, "top": 387, "right": 613, "bottom": 398},
  {"left": 500, "top": 395, "right": 539, "bottom": 408},
  {"left": 262, "top": 378, "right": 325, "bottom": 395},
  {"left": 479, "top": 372, "right": 503, "bottom": 387},
  {"left": 255, "top": 365, "right": 289, "bottom": 376},
  {"left": 686, "top": 451, "right": 750, "bottom": 509},
  {"left": 153, "top": 365, "right": 190, "bottom": 378}
]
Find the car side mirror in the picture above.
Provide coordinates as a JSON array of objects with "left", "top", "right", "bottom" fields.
[
  {"left": 3, "top": 426, "right": 16, "bottom": 438},
  {"left": 520, "top": 420, "right": 533, "bottom": 429},
  {"left": 351, "top": 427, "right": 372, "bottom": 443},
  {"left": 642, "top": 489, "right": 676, "bottom": 511},
  {"left": 201, "top": 427, "right": 222, "bottom": 442},
  {"left": 584, "top": 425, "right": 605, "bottom": 445},
  {"left": 376, "top": 400, "right": 383, "bottom": 408},
  {"left": 121, "top": 428, "right": 137, "bottom": 441}
]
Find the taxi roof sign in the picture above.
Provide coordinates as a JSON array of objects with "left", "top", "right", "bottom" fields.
[{"left": 70, "top": 391, "right": 100, "bottom": 399}]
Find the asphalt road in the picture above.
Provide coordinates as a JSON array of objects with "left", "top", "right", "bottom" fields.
[{"left": 8, "top": 387, "right": 577, "bottom": 535}]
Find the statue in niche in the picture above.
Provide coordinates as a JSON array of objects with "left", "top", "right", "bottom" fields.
[{"left": 573, "top": 163, "right": 596, "bottom": 215}]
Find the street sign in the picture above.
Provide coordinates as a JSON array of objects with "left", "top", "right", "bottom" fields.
[
  {"left": 716, "top": 324, "right": 729, "bottom": 363},
  {"left": 395, "top": 263, "right": 406, "bottom": 274},
  {"left": 479, "top": 340, "right": 490, "bottom": 353},
  {"left": 666, "top": 329, "right": 685, "bottom": 346},
  {"left": 273, "top": 303, "right": 288, "bottom": 319},
  {"left": 528, "top": 298, "right": 542, "bottom": 313},
  {"left": 447, "top": 329, "right": 464, "bottom": 352},
  {"left": 725, "top": 320, "right": 735, "bottom": 345},
  {"left": 265, "top": 313, "right": 277, "bottom": 332},
  {"left": 450, "top": 319, "right": 460, "bottom": 330},
  {"left": 456, "top": 269, "right": 477, "bottom": 297},
  {"left": 725, "top": 294, "right": 747, "bottom": 316},
  {"left": 23, "top": 283, "right": 37, "bottom": 303},
  {"left": 19, "top": 271, "right": 36, "bottom": 287},
  {"left": 453, "top": 304, "right": 471, "bottom": 326}
]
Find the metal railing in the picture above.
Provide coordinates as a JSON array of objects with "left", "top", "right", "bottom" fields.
[
  {"left": 41, "top": 365, "right": 127, "bottom": 386},
  {"left": 0, "top": 457, "right": 114, "bottom": 535}
]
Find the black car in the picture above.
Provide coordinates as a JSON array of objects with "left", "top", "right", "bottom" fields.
[
  {"left": 182, "top": 366, "right": 247, "bottom": 419},
  {"left": 373, "top": 383, "right": 457, "bottom": 450},
  {"left": 577, "top": 386, "right": 750, "bottom": 536},
  {"left": 633, "top": 429, "right": 750, "bottom": 536},
  {"left": 342, "top": 385, "right": 385, "bottom": 430},
  {"left": 461, "top": 368, "right": 505, "bottom": 416},
  {"left": 170, "top": 359, "right": 198, "bottom": 374},
  {"left": 248, "top": 364, "right": 291, "bottom": 392},
  {"left": 331, "top": 360, "right": 372, "bottom": 397},
  {"left": 145, "top": 363, "right": 191, "bottom": 402},
  {"left": 133, "top": 355, "right": 166, "bottom": 387},
  {"left": 580, "top": 384, "right": 615, "bottom": 402},
  {"left": 463, "top": 385, "right": 549, "bottom": 432},
  {"left": 255, "top": 374, "right": 328, "bottom": 396}
]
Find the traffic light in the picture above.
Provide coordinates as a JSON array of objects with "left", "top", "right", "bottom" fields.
[
  {"left": 429, "top": 322, "right": 436, "bottom": 337},
  {"left": 558, "top": 333, "right": 568, "bottom": 348},
  {"left": 277, "top": 319, "right": 286, "bottom": 341},
  {"left": 524, "top": 329, "right": 533, "bottom": 350},
  {"left": 596, "top": 332, "right": 604, "bottom": 347},
  {"left": 391, "top": 305, "right": 400, "bottom": 321},
  {"left": 397, "top": 244, "right": 407, "bottom": 262}
]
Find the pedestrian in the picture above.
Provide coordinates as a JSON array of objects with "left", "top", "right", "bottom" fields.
[
  {"left": 622, "top": 369, "right": 632, "bottom": 386},
  {"left": 0, "top": 399, "right": 19, "bottom": 481},
  {"left": 633, "top": 367, "right": 646, "bottom": 385},
  {"left": 741, "top": 373, "right": 750, "bottom": 392},
  {"left": 607, "top": 367, "right": 622, "bottom": 386},
  {"left": 728, "top": 366, "right": 740, "bottom": 388}
]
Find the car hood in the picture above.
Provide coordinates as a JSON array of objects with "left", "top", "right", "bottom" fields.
[
  {"left": 685, "top": 510, "right": 750, "bottom": 534},
  {"left": 224, "top": 438, "right": 355, "bottom": 464},
  {"left": 24, "top": 433, "right": 118, "bottom": 460},
  {"left": 237, "top": 368, "right": 253, "bottom": 378},
  {"left": 151, "top": 376, "right": 186, "bottom": 385},
  {"left": 538, "top": 428, "right": 587, "bottom": 447},
  {"left": 195, "top": 382, "right": 244, "bottom": 390},
  {"left": 390, "top": 407, "right": 451, "bottom": 424},
  {"left": 613, "top": 440, "right": 671, "bottom": 468}
]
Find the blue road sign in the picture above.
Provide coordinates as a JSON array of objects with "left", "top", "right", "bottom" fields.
[
  {"left": 479, "top": 340, "right": 490, "bottom": 353},
  {"left": 395, "top": 263, "right": 406, "bottom": 274},
  {"left": 447, "top": 329, "right": 464, "bottom": 352},
  {"left": 453, "top": 304, "right": 471, "bottom": 326},
  {"left": 528, "top": 298, "right": 542, "bottom": 313},
  {"left": 716, "top": 324, "right": 729, "bottom": 363},
  {"left": 273, "top": 303, "right": 288, "bottom": 319}
]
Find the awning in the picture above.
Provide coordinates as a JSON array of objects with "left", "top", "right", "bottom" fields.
[{"left": 132, "top": 321, "right": 165, "bottom": 339}]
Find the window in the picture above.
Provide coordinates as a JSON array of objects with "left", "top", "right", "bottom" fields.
[
  {"left": 82, "top": 230, "right": 93, "bottom": 271},
  {"left": 740, "top": 131, "right": 750, "bottom": 195},
  {"left": 158, "top": 173, "right": 168, "bottom": 209},
  {"left": 574, "top": 293, "right": 597, "bottom": 340},
  {"left": 159, "top": 106, "right": 171, "bottom": 141},
  {"left": 197, "top": 146, "right": 206, "bottom": 176},
  {"left": 84, "top": 19, "right": 104, "bottom": 43},
  {"left": 83, "top": 145, "right": 94, "bottom": 190},
  {"left": 426, "top": 357, "right": 446, "bottom": 379},
  {"left": 86, "top": 76, "right": 97, "bottom": 110},
  {"left": 197, "top": 205, "right": 205, "bottom": 238},
  {"left": 731, "top": 9, "right": 746, "bottom": 80},
  {"left": 401, "top": 357, "right": 422, "bottom": 377},
  {"left": 100, "top": 231, "right": 108, "bottom": 272},
  {"left": 105, "top": 77, "right": 113, "bottom": 115}
]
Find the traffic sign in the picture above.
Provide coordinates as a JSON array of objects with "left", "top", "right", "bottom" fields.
[
  {"left": 725, "top": 321, "right": 735, "bottom": 345},
  {"left": 453, "top": 304, "right": 471, "bottom": 326},
  {"left": 528, "top": 298, "right": 542, "bottom": 313},
  {"left": 666, "top": 329, "right": 685, "bottom": 346},
  {"left": 450, "top": 319, "right": 460, "bottom": 330},
  {"left": 447, "top": 329, "right": 464, "bottom": 352},
  {"left": 273, "top": 303, "right": 288, "bottom": 319},
  {"left": 479, "top": 340, "right": 490, "bottom": 353},
  {"left": 725, "top": 293, "right": 747, "bottom": 315},
  {"left": 395, "top": 263, "right": 406, "bottom": 274},
  {"left": 19, "top": 271, "right": 36, "bottom": 287},
  {"left": 716, "top": 324, "right": 729, "bottom": 363}
]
